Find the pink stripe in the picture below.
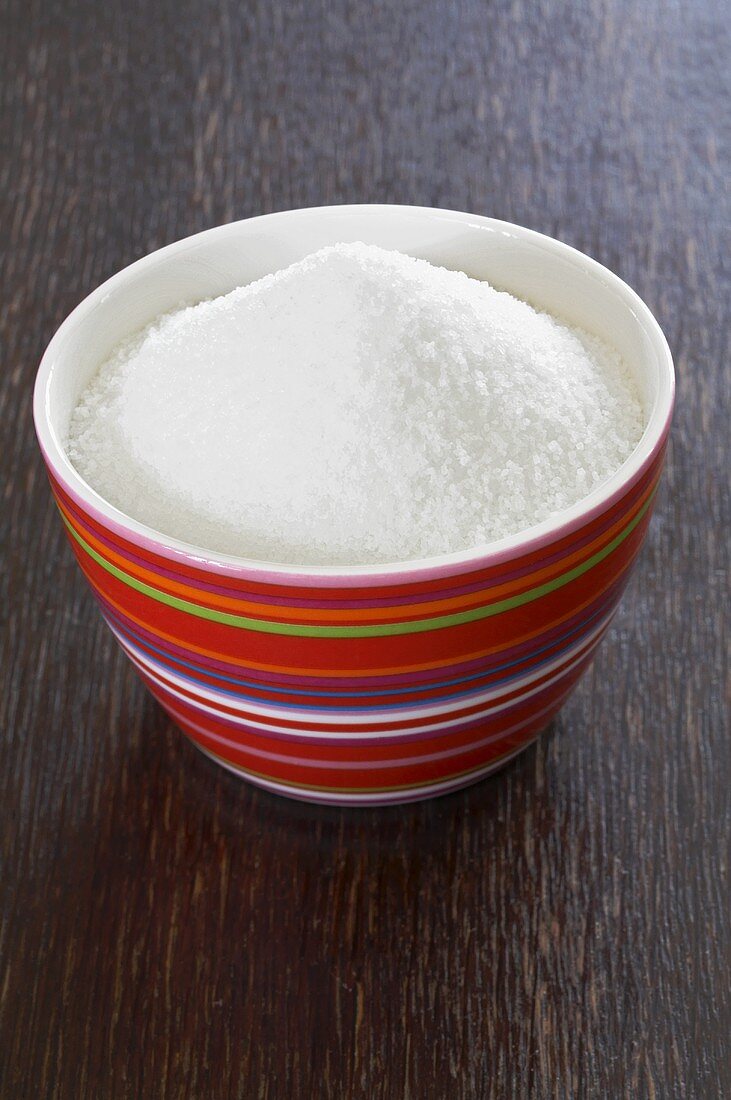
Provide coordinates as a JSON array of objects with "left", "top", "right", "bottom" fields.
[
  {"left": 194, "top": 738, "right": 539, "bottom": 805},
  {"left": 96, "top": 573, "right": 625, "bottom": 690},
  {"left": 170, "top": 695, "right": 558, "bottom": 770},
  {"left": 137, "top": 650, "right": 593, "bottom": 748},
  {"left": 42, "top": 419, "right": 669, "bottom": 588},
  {"left": 115, "top": 601, "right": 611, "bottom": 715},
  {"left": 127, "top": 632, "right": 599, "bottom": 729},
  {"left": 58, "top": 466, "right": 651, "bottom": 609}
]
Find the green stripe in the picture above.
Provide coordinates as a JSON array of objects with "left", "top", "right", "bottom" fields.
[{"left": 62, "top": 491, "right": 654, "bottom": 639}]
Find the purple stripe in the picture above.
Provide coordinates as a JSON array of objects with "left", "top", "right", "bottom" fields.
[
  {"left": 57, "top": 464, "right": 652, "bottom": 610},
  {"left": 173, "top": 696, "right": 559, "bottom": 770},
  {"left": 96, "top": 572, "right": 626, "bottom": 692},
  {"left": 141, "top": 650, "right": 595, "bottom": 749},
  {"left": 109, "top": 599, "right": 613, "bottom": 710},
  {"left": 196, "top": 738, "right": 537, "bottom": 805},
  {"left": 48, "top": 427, "right": 666, "bottom": 588}
]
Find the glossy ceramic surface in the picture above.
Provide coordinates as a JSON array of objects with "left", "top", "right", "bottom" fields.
[{"left": 34, "top": 206, "right": 674, "bottom": 804}]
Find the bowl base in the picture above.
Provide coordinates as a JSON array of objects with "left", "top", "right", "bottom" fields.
[{"left": 188, "top": 732, "right": 541, "bottom": 808}]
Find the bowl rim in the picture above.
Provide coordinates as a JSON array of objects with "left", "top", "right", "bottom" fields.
[{"left": 33, "top": 203, "right": 675, "bottom": 585}]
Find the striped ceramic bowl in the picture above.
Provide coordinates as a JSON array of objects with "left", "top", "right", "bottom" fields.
[{"left": 34, "top": 206, "right": 674, "bottom": 805}]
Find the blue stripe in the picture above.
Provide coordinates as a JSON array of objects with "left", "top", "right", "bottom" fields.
[
  {"left": 105, "top": 599, "right": 608, "bottom": 700},
  {"left": 104, "top": 603, "right": 610, "bottom": 714}
]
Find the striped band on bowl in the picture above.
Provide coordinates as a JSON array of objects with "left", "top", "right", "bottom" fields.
[{"left": 44, "top": 440, "right": 665, "bottom": 804}]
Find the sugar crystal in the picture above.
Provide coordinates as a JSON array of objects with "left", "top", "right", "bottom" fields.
[{"left": 67, "top": 244, "right": 644, "bottom": 565}]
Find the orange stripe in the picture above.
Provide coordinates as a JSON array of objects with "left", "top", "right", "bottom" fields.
[
  {"left": 56, "top": 471, "right": 657, "bottom": 626},
  {"left": 79, "top": 540, "right": 640, "bottom": 679}
]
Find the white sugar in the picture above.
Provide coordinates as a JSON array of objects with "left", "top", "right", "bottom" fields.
[{"left": 67, "top": 243, "right": 644, "bottom": 565}]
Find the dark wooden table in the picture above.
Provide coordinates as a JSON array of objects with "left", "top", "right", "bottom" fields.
[{"left": 1, "top": 0, "right": 728, "bottom": 1096}]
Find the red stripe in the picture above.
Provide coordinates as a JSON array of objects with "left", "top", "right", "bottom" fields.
[
  {"left": 134, "top": 637, "right": 597, "bottom": 738},
  {"left": 48, "top": 447, "right": 663, "bottom": 600},
  {"left": 169, "top": 700, "right": 568, "bottom": 791},
  {"left": 67, "top": 505, "right": 650, "bottom": 672}
]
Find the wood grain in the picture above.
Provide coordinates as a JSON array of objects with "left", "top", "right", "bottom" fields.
[{"left": 1, "top": 0, "right": 728, "bottom": 1096}]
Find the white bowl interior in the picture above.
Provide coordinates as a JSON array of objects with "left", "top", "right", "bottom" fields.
[{"left": 36, "top": 206, "right": 673, "bottom": 571}]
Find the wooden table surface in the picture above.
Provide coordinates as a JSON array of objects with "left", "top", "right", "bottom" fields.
[{"left": 1, "top": 0, "right": 728, "bottom": 1096}]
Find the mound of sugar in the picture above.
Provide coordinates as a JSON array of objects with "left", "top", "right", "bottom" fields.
[{"left": 67, "top": 243, "right": 644, "bottom": 565}]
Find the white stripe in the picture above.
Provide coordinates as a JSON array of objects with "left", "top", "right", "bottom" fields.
[
  {"left": 192, "top": 738, "right": 539, "bottom": 805},
  {"left": 119, "top": 628, "right": 602, "bottom": 742},
  {"left": 110, "top": 608, "right": 613, "bottom": 727},
  {"left": 166, "top": 693, "right": 558, "bottom": 771}
]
